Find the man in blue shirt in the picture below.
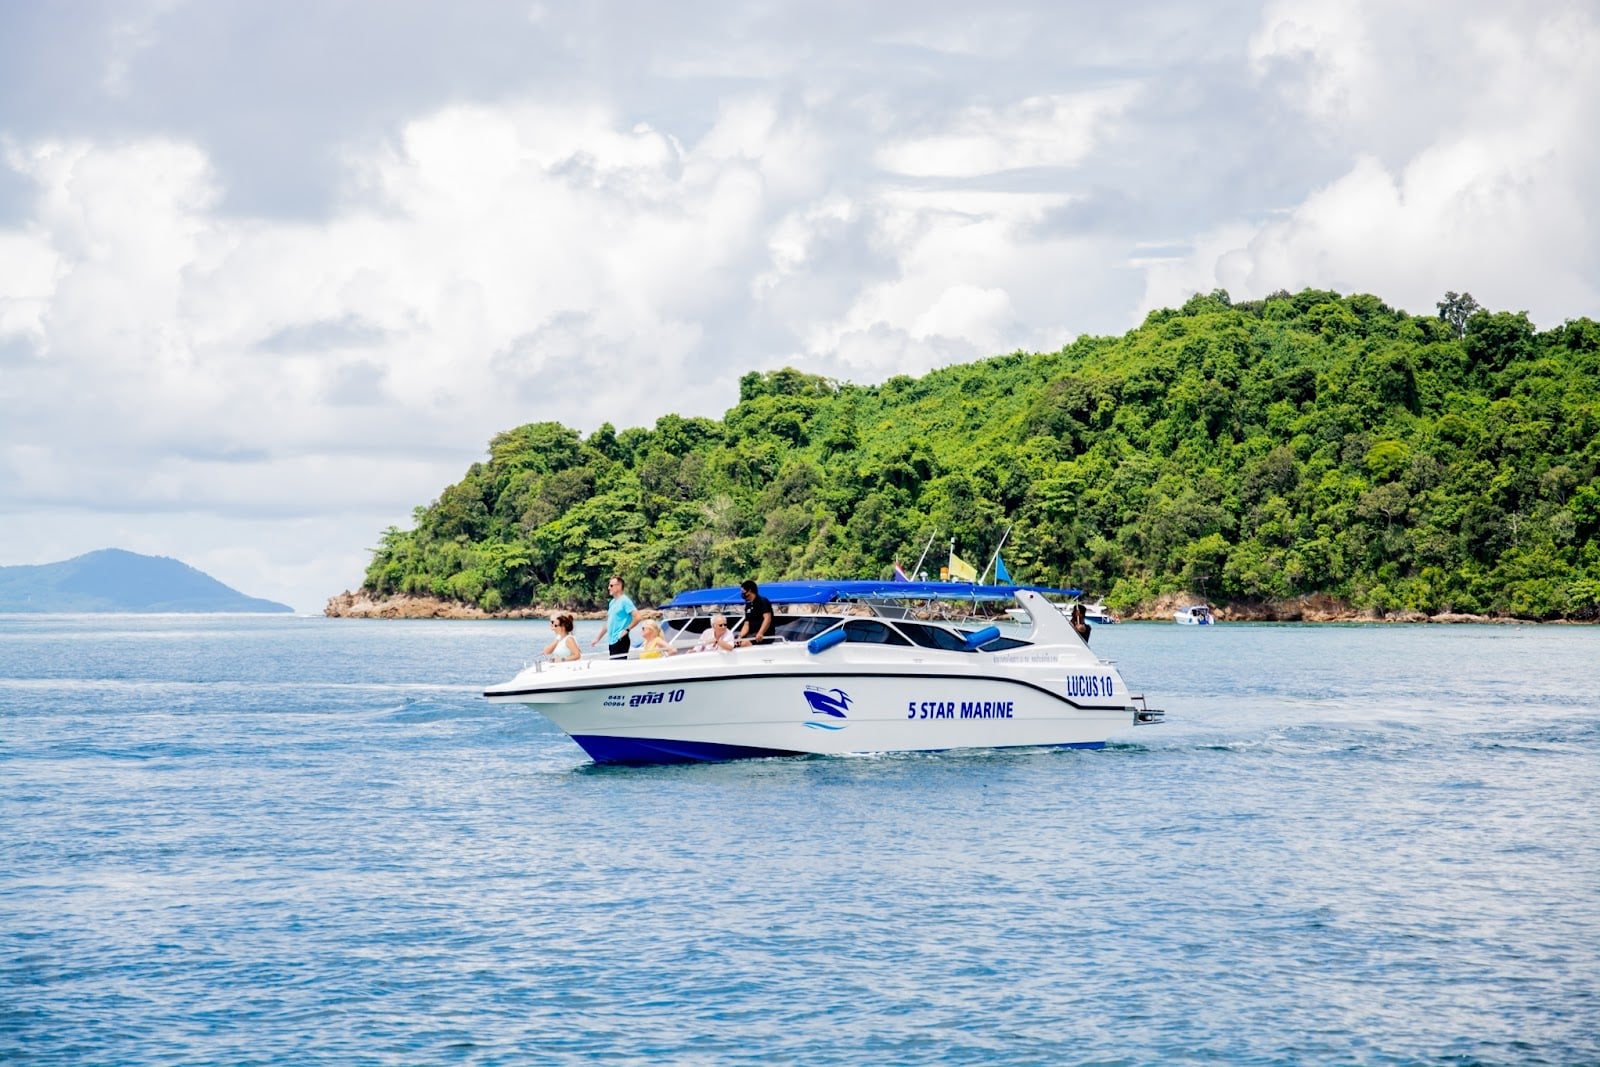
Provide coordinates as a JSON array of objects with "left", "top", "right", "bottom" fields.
[{"left": 590, "top": 575, "right": 640, "bottom": 658}]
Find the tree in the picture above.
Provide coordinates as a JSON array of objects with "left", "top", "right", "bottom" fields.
[
  {"left": 1465, "top": 311, "right": 1536, "bottom": 376},
  {"left": 1437, "top": 291, "right": 1480, "bottom": 339}
]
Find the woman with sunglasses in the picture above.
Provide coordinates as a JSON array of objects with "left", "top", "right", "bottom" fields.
[{"left": 542, "top": 613, "right": 581, "bottom": 662}]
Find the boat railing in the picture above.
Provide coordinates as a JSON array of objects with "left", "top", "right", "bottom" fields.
[
  {"left": 1131, "top": 693, "right": 1165, "bottom": 724},
  {"left": 613, "top": 633, "right": 796, "bottom": 658},
  {"left": 526, "top": 655, "right": 597, "bottom": 674}
]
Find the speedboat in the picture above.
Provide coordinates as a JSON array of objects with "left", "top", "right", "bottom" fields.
[
  {"left": 1174, "top": 604, "right": 1215, "bottom": 625},
  {"left": 484, "top": 580, "right": 1164, "bottom": 765}
]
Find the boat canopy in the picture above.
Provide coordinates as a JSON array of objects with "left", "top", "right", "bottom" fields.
[{"left": 662, "top": 579, "right": 1082, "bottom": 609}]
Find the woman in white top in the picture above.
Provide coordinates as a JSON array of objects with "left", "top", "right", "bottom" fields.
[{"left": 543, "top": 614, "right": 581, "bottom": 661}]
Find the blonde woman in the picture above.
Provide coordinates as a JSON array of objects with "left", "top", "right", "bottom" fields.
[
  {"left": 542, "top": 614, "right": 581, "bottom": 662},
  {"left": 638, "top": 620, "right": 676, "bottom": 658}
]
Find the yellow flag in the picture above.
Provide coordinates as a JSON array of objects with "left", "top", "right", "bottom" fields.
[{"left": 948, "top": 551, "right": 977, "bottom": 581}]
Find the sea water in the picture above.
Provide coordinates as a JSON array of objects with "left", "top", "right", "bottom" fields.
[{"left": 2, "top": 614, "right": 1598, "bottom": 1066}]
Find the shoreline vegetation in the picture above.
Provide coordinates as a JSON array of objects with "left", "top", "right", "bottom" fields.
[
  {"left": 340, "top": 289, "right": 1600, "bottom": 623},
  {"left": 321, "top": 588, "right": 1556, "bottom": 625}
]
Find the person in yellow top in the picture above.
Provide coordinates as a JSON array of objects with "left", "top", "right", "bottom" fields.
[{"left": 638, "top": 620, "right": 676, "bottom": 658}]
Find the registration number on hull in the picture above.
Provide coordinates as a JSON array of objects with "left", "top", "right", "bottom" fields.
[
  {"left": 1065, "top": 674, "right": 1115, "bottom": 698},
  {"left": 603, "top": 688, "right": 687, "bottom": 708}
]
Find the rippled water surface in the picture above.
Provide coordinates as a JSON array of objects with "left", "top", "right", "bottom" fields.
[{"left": 3, "top": 614, "right": 1598, "bottom": 1065}]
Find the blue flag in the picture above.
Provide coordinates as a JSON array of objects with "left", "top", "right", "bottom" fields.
[{"left": 995, "top": 554, "right": 1012, "bottom": 583}]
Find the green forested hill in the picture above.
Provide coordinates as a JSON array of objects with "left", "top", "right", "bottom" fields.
[{"left": 362, "top": 289, "right": 1600, "bottom": 619}]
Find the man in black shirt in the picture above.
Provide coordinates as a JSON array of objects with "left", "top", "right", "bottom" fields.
[{"left": 736, "top": 579, "right": 774, "bottom": 646}]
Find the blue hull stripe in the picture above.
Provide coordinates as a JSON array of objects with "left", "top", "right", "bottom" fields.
[
  {"left": 569, "top": 734, "right": 1104, "bottom": 765},
  {"left": 571, "top": 734, "right": 805, "bottom": 765}
]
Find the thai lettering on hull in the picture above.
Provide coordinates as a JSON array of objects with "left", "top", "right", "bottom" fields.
[{"left": 602, "top": 689, "right": 686, "bottom": 708}]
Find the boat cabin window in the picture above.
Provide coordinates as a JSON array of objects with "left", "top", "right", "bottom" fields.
[
  {"left": 774, "top": 615, "right": 837, "bottom": 642},
  {"left": 897, "top": 622, "right": 972, "bottom": 652},
  {"left": 974, "top": 635, "right": 1031, "bottom": 651},
  {"left": 841, "top": 619, "right": 913, "bottom": 646}
]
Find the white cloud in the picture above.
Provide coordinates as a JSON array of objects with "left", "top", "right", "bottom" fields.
[
  {"left": 785, "top": 188, "right": 1110, "bottom": 377},
  {"left": 911, "top": 284, "right": 1014, "bottom": 342},
  {"left": 1145, "top": 0, "right": 1600, "bottom": 324},
  {"left": 0, "top": 88, "right": 864, "bottom": 602},
  {"left": 4, "top": 100, "right": 780, "bottom": 449},
  {"left": 0, "top": 226, "right": 59, "bottom": 347},
  {"left": 1248, "top": 2, "right": 1375, "bottom": 124}
]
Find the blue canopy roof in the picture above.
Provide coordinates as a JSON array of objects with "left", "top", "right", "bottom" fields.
[{"left": 662, "top": 579, "right": 1082, "bottom": 609}]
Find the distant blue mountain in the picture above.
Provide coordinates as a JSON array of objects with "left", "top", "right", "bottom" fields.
[{"left": 0, "top": 549, "right": 293, "bottom": 613}]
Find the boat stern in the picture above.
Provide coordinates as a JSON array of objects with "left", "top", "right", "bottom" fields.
[{"left": 1131, "top": 693, "right": 1166, "bottom": 725}]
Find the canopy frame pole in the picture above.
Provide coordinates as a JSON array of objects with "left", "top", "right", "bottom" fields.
[{"left": 980, "top": 524, "right": 1013, "bottom": 584}]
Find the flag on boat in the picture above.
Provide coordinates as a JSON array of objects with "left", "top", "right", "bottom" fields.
[
  {"left": 995, "top": 554, "right": 1012, "bottom": 583},
  {"left": 893, "top": 562, "right": 910, "bottom": 581},
  {"left": 948, "top": 551, "right": 977, "bottom": 582}
]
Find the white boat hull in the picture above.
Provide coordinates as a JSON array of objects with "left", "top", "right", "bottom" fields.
[{"left": 486, "top": 641, "right": 1138, "bottom": 764}]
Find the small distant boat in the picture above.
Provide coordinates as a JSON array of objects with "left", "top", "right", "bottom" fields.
[
  {"left": 1081, "top": 600, "right": 1116, "bottom": 625},
  {"left": 1174, "top": 604, "right": 1215, "bottom": 626},
  {"left": 1040, "top": 599, "right": 1116, "bottom": 626}
]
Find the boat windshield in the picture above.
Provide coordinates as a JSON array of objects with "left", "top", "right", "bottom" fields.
[
  {"left": 841, "top": 619, "right": 913, "bottom": 646},
  {"left": 773, "top": 616, "right": 836, "bottom": 642},
  {"left": 897, "top": 622, "right": 971, "bottom": 651},
  {"left": 671, "top": 608, "right": 1036, "bottom": 651}
]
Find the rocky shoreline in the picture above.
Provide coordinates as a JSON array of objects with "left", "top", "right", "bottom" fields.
[
  {"left": 323, "top": 588, "right": 1542, "bottom": 624},
  {"left": 323, "top": 591, "right": 606, "bottom": 621},
  {"left": 1115, "top": 591, "right": 1513, "bottom": 623}
]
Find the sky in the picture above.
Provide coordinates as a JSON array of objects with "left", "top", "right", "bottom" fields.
[{"left": 1, "top": 1, "right": 1596, "bottom": 612}]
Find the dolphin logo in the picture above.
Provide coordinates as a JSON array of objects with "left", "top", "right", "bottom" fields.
[{"left": 803, "top": 686, "right": 852, "bottom": 718}]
